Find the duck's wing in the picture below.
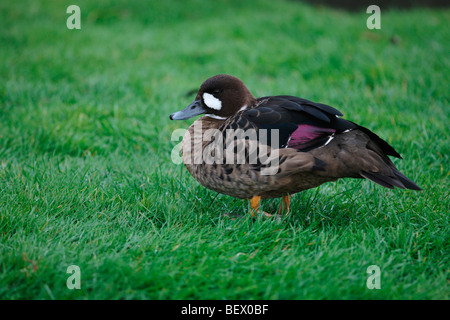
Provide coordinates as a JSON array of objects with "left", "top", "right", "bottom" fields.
[
  {"left": 227, "top": 95, "right": 400, "bottom": 158},
  {"left": 219, "top": 96, "right": 420, "bottom": 190}
]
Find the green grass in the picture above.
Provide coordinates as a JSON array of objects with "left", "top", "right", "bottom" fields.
[{"left": 0, "top": 0, "right": 448, "bottom": 300}]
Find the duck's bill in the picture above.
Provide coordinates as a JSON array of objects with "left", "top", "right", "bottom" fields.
[{"left": 170, "top": 100, "right": 205, "bottom": 120}]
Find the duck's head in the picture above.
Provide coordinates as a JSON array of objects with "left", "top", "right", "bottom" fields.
[{"left": 170, "top": 74, "right": 256, "bottom": 121}]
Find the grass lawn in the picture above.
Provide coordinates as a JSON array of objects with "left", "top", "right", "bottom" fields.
[{"left": 0, "top": 0, "right": 448, "bottom": 300}]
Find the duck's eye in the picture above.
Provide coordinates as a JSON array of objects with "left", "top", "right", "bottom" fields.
[{"left": 212, "top": 89, "right": 221, "bottom": 95}]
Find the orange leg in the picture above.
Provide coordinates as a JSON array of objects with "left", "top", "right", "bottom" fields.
[
  {"left": 249, "top": 196, "right": 272, "bottom": 217},
  {"left": 250, "top": 196, "right": 261, "bottom": 217},
  {"left": 277, "top": 195, "right": 291, "bottom": 214}
]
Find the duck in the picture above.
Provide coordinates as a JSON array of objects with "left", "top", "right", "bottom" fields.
[{"left": 170, "top": 74, "right": 421, "bottom": 217}]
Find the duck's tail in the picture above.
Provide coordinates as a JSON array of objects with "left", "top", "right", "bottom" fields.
[
  {"left": 360, "top": 168, "right": 421, "bottom": 190},
  {"left": 310, "top": 127, "right": 422, "bottom": 191}
]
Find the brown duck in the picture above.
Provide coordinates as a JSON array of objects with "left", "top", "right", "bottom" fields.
[{"left": 170, "top": 74, "right": 421, "bottom": 217}]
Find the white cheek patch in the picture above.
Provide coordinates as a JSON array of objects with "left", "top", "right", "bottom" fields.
[{"left": 203, "top": 92, "right": 222, "bottom": 110}]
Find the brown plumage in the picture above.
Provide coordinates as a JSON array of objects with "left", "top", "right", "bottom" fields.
[{"left": 170, "top": 74, "right": 421, "bottom": 217}]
